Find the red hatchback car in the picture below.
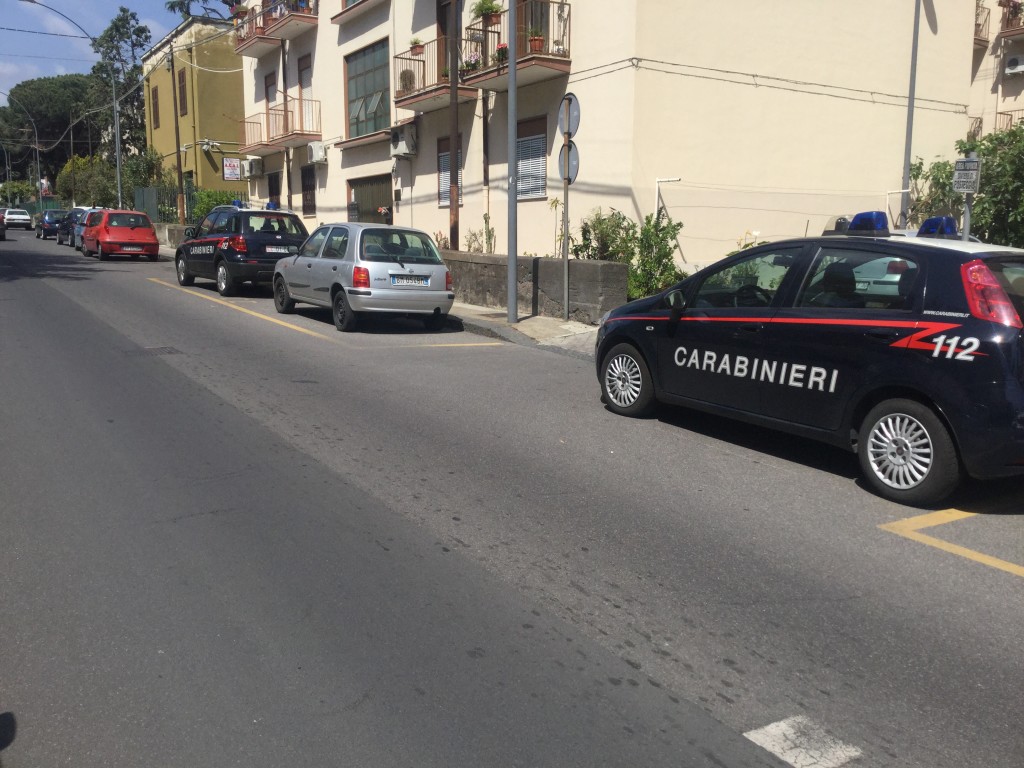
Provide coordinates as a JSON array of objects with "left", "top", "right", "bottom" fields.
[{"left": 81, "top": 210, "right": 159, "bottom": 261}]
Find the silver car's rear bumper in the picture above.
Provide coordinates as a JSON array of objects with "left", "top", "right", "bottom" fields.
[{"left": 347, "top": 288, "right": 455, "bottom": 315}]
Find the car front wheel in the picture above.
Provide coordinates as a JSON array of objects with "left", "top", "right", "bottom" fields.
[
  {"left": 333, "top": 290, "right": 358, "bottom": 332},
  {"left": 216, "top": 261, "right": 237, "bottom": 297},
  {"left": 858, "top": 398, "right": 960, "bottom": 506},
  {"left": 600, "top": 343, "right": 655, "bottom": 417},
  {"left": 273, "top": 276, "right": 295, "bottom": 313},
  {"left": 176, "top": 255, "right": 194, "bottom": 286}
]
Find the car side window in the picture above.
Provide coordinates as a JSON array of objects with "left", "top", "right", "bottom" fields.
[
  {"left": 322, "top": 227, "right": 349, "bottom": 260},
  {"left": 211, "top": 213, "right": 234, "bottom": 235},
  {"left": 196, "top": 212, "right": 220, "bottom": 237},
  {"left": 693, "top": 249, "right": 799, "bottom": 308},
  {"left": 86, "top": 212, "right": 103, "bottom": 226},
  {"left": 797, "top": 247, "right": 920, "bottom": 310},
  {"left": 300, "top": 227, "right": 329, "bottom": 258}
]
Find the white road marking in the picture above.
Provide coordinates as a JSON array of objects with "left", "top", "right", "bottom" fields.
[{"left": 744, "top": 716, "right": 862, "bottom": 768}]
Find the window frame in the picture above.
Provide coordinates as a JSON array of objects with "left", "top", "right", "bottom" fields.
[
  {"left": 301, "top": 164, "right": 317, "bottom": 217},
  {"left": 151, "top": 86, "right": 160, "bottom": 129},
  {"left": 177, "top": 68, "right": 187, "bottom": 117},
  {"left": 345, "top": 39, "right": 390, "bottom": 139},
  {"left": 516, "top": 116, "right": 547, "bottom": 200},
  {"left": 437, "top": 136, "right": 463, "bottom": 208}
]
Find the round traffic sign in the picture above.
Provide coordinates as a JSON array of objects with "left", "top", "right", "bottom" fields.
[
  {"left": 558, "top": 141, "right": 579, "bottom": 184},
  {"left": 558, "top": 92, "right": 580, "bottom": 138}
]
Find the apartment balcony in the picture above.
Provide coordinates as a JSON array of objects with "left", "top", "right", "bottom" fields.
[
  {"left": 976, "top": 5, "right": 991, "bottom": 47},
  {"left": 240, "top": 99, "right": 322, "bottom": 156},
  {"left": 236, "top": 0, "right": 317, "bottom": 57},
  {"left": 330, "top": 0, "right": 387, "bottom": 26},
  {"left": 999, "top": 5, "right": 1024, "bottom": 39},
  {"left": 393, "top": 36, "right": 479, "bottom": 114},
  {"left": 995, "top": 109, "right": 1024, "bottom": 132},
  {"left": 457, "top": 1, "right": 572, "bottom": 93}
]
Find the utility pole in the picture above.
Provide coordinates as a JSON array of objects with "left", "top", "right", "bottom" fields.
[
  {"left": 448, "top": 0, "right": 460, "bottom": 249},
  {"left": 900, "top": 0, "right": 922, "bottom": 228},
  {"left": 167, "top": 45, "right": 186, "bottom": 224},
  {"left": 506, "top": 0, "right": 518, "bottom": 322}
]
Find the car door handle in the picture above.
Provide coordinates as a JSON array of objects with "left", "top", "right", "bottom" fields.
[
  {"left": 306, "top": 263, "right": 312, "bottom": 269},
  {"left": 866, "top": 328, "right": 900, "bottom": 342},
  {"left": 332, "top": 266, "right": 337, "bottom": 272}
]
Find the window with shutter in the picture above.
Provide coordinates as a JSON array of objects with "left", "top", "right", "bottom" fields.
[
  {"left": 516, "top": 117, "right": 547, "bottom": 200},
  {"left": 151, "top": 86, "right": 160, "bottom": 129},
  {"left": 301, "top": 165, "right": 316, "bottom": 217},
  {"left": 178, "top": 68, "right": 187, "bottom": 116},
  {"left": 437, "top": 137, "right": 463, "bottom": 208}
]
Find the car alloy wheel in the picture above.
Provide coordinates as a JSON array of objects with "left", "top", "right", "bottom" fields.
[
  {"left": 600, "top": 343, "right": 654, "bottom": 417},
  {"left": 216, "top": 262, "right": 237, "bottom": 297},
  {"left": 859, "top": 398, "right": 959, "bottom": 506},
  {"left": 176, "top": 256, "right": 194, "bottom": 286}
]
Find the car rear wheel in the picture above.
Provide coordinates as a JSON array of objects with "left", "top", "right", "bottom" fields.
[
  {"left": 35, "top": 228, "right": 41, "bottom": 239},
  {"left": 600, "top": 343, "right": 655, "bottom": 417},
  {"left": 97, "top": 245, "right": 107, "bottom": 261},
  {"left": 273, "top": 276, "right": 295, "bottom": 314},
  {"left": 858, "top": 398, "right": 960, "bottom": 506},
  {"left": 175, "top": 255, "right": 194, "bottom": 286},
  {"left": 81, "top": 241, "right": 91, "bottom": 258},
  {"left": 216, "top": 261, "right": 237, "bottom": 297},
  {"left": 333, "top": 290, "right": 358, "bottom": 332}
]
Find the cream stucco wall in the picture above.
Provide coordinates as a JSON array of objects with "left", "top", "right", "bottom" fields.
[{"left": 233, "top": 0, "right": 982, "bottom": 270}]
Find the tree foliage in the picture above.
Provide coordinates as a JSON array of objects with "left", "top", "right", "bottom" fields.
[
  {"left": 956, "top": 124, "right": 1024, "bottom": 247},
  {"left": 89, "top": 7, "right": 151, "bottom": 160}
]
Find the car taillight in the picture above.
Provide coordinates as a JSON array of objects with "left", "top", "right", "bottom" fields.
[
  {"left": 961, "top": 259, "right": 1022, "bottom": 328},
  {"left": 219, "top": 235, "right": 248, "bottom": 253},
  {"left": 446, "top": 270, "right": 453, "bottom": 292},
  {"left": 353, "top": 266, "right": 370, "bottom": 289},
  {"left": 886, "top": 259, "right": 909, "bottom": 274}
]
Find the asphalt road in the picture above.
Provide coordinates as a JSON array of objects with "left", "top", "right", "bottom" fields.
[{"left": 1, "top": 235, "right": 1021, "bottom": 768}]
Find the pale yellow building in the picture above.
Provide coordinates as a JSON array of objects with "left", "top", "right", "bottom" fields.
[
  {"left": 232, "top": 0, "right": 983, "bottom": 269},
  {"left": 143, "top": 16, "right": 248, "bottom": 195}
]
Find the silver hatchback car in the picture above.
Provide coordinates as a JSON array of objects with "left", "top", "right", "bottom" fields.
[{"left": 273, "top": 223, "right": 454, "bottom": 331}]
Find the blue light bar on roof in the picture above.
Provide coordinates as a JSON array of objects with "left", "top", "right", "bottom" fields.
[
  {"left": 848, "top": 211, "right": 890, "bottom": 234},
  {"left": 917, "top": 216, "right": 958, "bottom": 238}
]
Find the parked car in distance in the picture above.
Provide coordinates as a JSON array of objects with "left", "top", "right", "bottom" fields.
[
  {"left": 36, "top": 209, "right": 67, "bottom": 239},
  {"left": 80, "top": 209, "right": 159, "bottom": 261},
  {"left": 74, "top": 208, "right": 106, "bottom": 251},
  {"left": 175, "top": 204, "right": 309, "bottom": 296},
  {"left": 272, "top": 223, "right": 454, "bottom": 332},
  {"left": 3, "top": 208, "right": 32, "bottom": 230},
  {"left": 56, "top": 207, "right": 87, "bottom": 246}
]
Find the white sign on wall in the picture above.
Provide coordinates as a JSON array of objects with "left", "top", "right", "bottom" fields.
[{"left": 223, "top": 157, "right": 241, "bottom": 181}]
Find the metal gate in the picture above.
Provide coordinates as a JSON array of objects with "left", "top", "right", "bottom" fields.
[{"left": 348, "top": 174, "right": 392, "bottom": 224}]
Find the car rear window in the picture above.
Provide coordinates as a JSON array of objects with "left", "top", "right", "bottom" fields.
[
  {"left": 241, "top": 214, "right": 306, "bottom": 237},
  {"left": 107, "top": 213, "right": 153, "bottom": 228},
  {"left": 9, "top": 210, "right": 28, "bottom": 216},
  {"left": 985, "top": 258, "right": 1024, "bottom": 316},
  {"left": 360, "top": 230, "right": 443, "bottom": 264}
]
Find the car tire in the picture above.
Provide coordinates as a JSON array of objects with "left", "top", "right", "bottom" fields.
[
  {"left": 273, "top": 276, "right": 295, "bottom": 314},
  {"left": 175, "top": 255, "right": 194, "bottom": 286},
  {"left": 332, "top": 290, "right": 358, "bottom": 332},
  {"left": 147, "top": 254, "right": 158, "bottom": 262},
  {"left": 858, "top": 398, "right": 960, "bottom": 506},
  {"left": 216, "top": 261, "right": 237, "bottom": 297},
  {"left": 97, "top": 245, "right": 107, "bottom": 261},
  {"left": 422, "top": 312, "right": 447, "bottom": 331},
  {"left": 81, "top": 242, "right": 91, "bottom": 258},
  {"left": 600, "top": 343, "right": 656, "bottom": 417},
  {"left": 35, "top": 228, "right": 41, "bottom": 239}
]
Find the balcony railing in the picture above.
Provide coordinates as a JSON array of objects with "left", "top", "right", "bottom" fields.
[
  {"left": 462, "top": 1, "right": 572, "bottom": 72},
  {"left": 995, "top": 109, "right": 1024, "bottom": 132},
  {"left": 976, "top": 5, "right": 991, "bottom": 45},
  {"left": 241, "top": 98, "right": 321, "bottom": 153},
  {"left": 1000, "top": 5, "right": 1024, "bottom": 36},
  {"left": 236, "top": 0, "right": 317, "bottom": 54}
]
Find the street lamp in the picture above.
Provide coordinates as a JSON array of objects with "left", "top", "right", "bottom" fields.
[
  {"left": 18, "top": 0, "right": 123, "bottom": 208},
  {"left": 0, "top": 89, "right": 42, "bottom": 203}
]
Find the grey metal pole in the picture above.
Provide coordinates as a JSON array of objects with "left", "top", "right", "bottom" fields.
[
  {"left": 1, "top": 89, "right": 42, "bottom": 205},
  {"left": 506, "top": 0, "right": 518, "bottom": 323},
  {"left": 900, "top": 0, "right": 922, "bottom": 228},
  {"left": 561, "top": 98, "right": 569, "bottom": 321}
]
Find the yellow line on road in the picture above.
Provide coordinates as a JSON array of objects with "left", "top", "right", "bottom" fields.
[
  {"left": 147, "top": 278, "right": 333, "bottom": 340},
  {"left": 879, "top": 509, "right": 1024, "bottom": 578},
  {"left": 148, "top": 278, "right": 504, "bottom": 348}
]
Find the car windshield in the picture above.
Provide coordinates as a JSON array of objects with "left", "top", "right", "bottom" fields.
[
  {"left": 107, "top": 213, "right": 153, "bottom": 228},
  {"left": 46, "top": 211, "right": 67, "bottom": 219},
  {"left": 360, "top": 230, "right": 443, "bottom": 264},
  {"left": 242, "top": 213, "right": 306, "bottom": 236}
]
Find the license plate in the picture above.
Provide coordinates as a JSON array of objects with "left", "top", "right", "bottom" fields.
[
  {"left": 123, "top": 246, "right": 142, "bottom": 252},
  {"left": 391, "top": 275, "right": 428, "bottom": 286},
  {"left": 266, "top": 245, "right": 289, "bottom": 253}
]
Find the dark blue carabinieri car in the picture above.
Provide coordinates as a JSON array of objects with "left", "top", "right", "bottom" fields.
[{"left": 595, "top": 213, "right": 1024, "bottom": 506}]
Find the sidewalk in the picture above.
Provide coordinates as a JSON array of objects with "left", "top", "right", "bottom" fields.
[{"left": 158, "top": 245, "right": 599, "bottom": 359}]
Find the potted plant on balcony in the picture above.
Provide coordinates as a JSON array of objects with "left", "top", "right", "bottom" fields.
[
  {"left": 459, "top": 51, "right": 482, "bottom": 77},
  {"left": 527, "top": 26, "right": 544, "bottom": 53},
  {"left": 494, "top": 42, "right": 508, "bottom": 64},
  {"left": 410, "top": 37, "right": 425, "bottom": 55},
  {"left": 471, "top": 0, "right": 503, "bottom": 26}
]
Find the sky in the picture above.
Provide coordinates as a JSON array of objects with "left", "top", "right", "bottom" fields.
[{"left": 0, "top": 0, "right": 201, "bottom": 106}]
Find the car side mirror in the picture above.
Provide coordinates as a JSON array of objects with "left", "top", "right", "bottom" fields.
[
  {"left": 288, "top": 244, "right": 298, "bottom": 254},
  {"left": 183, "top": 227, "right": 195, "bottom": 238}
]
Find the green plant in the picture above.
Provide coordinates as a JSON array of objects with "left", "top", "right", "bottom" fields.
[
  {"left": 571, "top": 208, "right": 634, "bottom": 262},
  {"left": 528, "top": 26, "right": 543, "bottom": 37},
  {"left": 434, "top": 231, "right": 451, "bottom": 249},
  {"left": 483, "top": 212, "right": 495, "bottom": 253},
  {"left": 410, "top": 37, "right": 423, "bottom": 46},
  {"left": 192, "top": 189, "right": 240, "bottom": 224},
  {"left": 624, "top": 209, "right": 686, "bottom": 299},
  {"left": 470, "top": 0, "right": 502, "bottom": 18}
]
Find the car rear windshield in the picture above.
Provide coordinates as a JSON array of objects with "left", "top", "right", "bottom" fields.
[
  {"left": 986, "top": 258, "right": 1024, "bottom": 316},
  {"left": 8, "top": 210, "right": 28, "bottom": 216},
  {"left": 242, "top": 214, "right": 306, "bottom": 236},
  {"left": 46, "top": 210, "right": 67, "bottom": 219},
  {"left": 107, "top": 213, "right": 153, "bottom": 228},
  {"left": 360, "top": 230, "right": 443, "bottom": 264}
]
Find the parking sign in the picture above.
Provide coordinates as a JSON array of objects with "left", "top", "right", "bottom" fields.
[{"left": 953, "top": 158, "right": 980, "bottom": 194}]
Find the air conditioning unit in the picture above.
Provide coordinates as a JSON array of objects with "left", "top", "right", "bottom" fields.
[
  {"left": 307, "top": 141, "right": 327, "bottom": 164},
  {"left": 240, "top": 158, "right": 263, "bottom": 179},
  {"left": 390, "top": 124, "right": 418, "bottom": 158},
  {"left": 1007, "top": 55, "right": 1024, "bottom": 75}
]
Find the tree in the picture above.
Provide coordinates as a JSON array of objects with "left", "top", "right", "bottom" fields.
[
  {"left": 909, "top": 158, "right": 959, "bottom": 226},
  {"left": 89, "top": 7, "right": 152, "bottom": 160},
  {"left": 957, "top": 124, "right": 1024, "bottom": 247},
  {"left": 166, "top": 1, "right": 194, "bottom": 20}
]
